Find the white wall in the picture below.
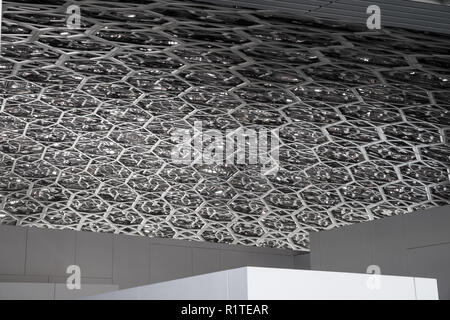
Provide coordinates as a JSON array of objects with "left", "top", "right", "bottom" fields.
[
  {"left": 86, "top": 267, "right": 438, "bottom": 300},
  {"left": 310, "top": 205, "right": 450, "bottom": 299},
  {"left": 245, "top": 267, "right": 438, "bottom": 300}
]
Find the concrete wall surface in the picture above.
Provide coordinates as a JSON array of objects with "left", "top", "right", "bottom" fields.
[{"left": 310, "top": 205, "right": 450, "bottom": 299}]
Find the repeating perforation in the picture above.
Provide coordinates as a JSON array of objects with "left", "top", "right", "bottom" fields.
[{"left": 0, "top": 0, "right": 449, "bottom": 250}]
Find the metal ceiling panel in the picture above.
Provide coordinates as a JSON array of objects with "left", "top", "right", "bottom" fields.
[
  {"left": 0, "top": 0, "right": 449, "bottom": 251},
  {"left": 199, "top": 0, "right": 450, "bottom": 34}
]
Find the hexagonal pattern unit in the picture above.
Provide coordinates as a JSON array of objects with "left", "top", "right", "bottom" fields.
[{"left": 0, "top": 0, "right": 449, "bottom": 251}]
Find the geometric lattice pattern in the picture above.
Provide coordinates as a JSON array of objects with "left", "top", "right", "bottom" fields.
[{"left": 0, "top": 0, "right": 449, "bottom": 250}]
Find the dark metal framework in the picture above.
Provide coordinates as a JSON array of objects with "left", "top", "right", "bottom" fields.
[{"left": 0, "top": 0, "right": 449, "bottom": 250}]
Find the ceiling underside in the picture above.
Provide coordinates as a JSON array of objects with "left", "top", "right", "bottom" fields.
[
  {"left": 0, "top": 0, "right": 449, "bottom": 250},
  {"left": 197, "top": 0, "right": 450, "bottom": 35}
]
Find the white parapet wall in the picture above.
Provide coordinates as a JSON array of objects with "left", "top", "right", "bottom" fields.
[{"left": 86, "top": 267, "right": 439, "bottom": 300}]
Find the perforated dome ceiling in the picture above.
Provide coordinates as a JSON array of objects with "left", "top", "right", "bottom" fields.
[{"left": 0, "top": 0, "right": 449, "bottom": 250}]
